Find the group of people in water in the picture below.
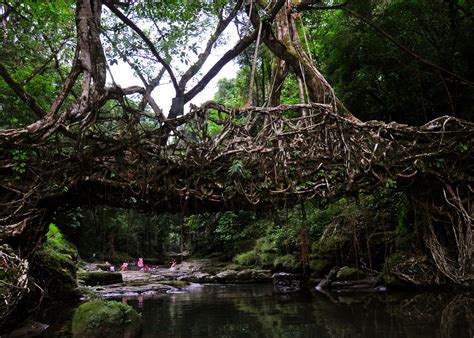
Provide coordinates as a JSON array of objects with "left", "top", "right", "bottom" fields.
[{"left": 113, "top": 258, "right": 177, "bottom": 272}]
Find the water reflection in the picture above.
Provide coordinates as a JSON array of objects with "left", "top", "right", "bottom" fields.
[
  {"left": 35, "top": 285, "right": 474, "bottom": 337},
  {"left": 117, "top": 285, "right": 474, "bottom": 338}
]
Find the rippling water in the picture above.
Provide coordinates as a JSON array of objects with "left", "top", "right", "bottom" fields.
[{"left": 42, "top": 284, "right": 474, "bottom": 337}]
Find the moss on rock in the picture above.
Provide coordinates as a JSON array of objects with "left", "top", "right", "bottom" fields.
[
  {"left": 72, "top": 300, "right": 141, "bottom": 338},
  {"left": 29, "top": 224, "right": 79, "bottom": 298},
  {"left": 157, "top": 280, "right": 189, "bottom": 288},
  {"left": 77, "top": 271, "right": 123, "bottom": 286},
  {"left": 336, "top": 266, "right": 364, "bottom": 281}
]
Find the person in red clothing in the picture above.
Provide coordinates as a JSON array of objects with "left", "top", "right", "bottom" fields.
[
  {"left": 145, "top": 264, "right": 149, "bottom": 272},
  {"left": 137, "top": 257, "right": 144, "bottom": 270}
]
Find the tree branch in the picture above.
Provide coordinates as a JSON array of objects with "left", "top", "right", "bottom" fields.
[
  {"left": 0, "top": 63, "right": 46, "bottom": 118},
  {"left": 178, "top": 0, "right": 243, "bottom": 91},
  {"left": 103, "top": 0, "right": 180, "bottom": 95},
  {"left": 182, "top": 29, "right": 258, "bottom": 106},
  {"left": 21, "top": 36, "right": 70, "bottom": 86}
]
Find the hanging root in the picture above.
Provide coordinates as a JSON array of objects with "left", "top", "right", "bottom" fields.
[
  {"left": 0, "top": 245, "right": 29, "bottom": 326},
  {"left": 422, "top": 183, "right": 473, "bottom": 284}
]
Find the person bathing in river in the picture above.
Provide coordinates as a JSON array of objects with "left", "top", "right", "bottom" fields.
[
  {"left": 137, "top": 257, "right": 144, "bottom": 270},
  {"left": 120, "top": 262, "right": 128, "bottom": 271},
  {"left": 169, "top": 259, "right": 177, "bottom": 271}
]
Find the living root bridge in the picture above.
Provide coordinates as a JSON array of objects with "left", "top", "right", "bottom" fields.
[{"left": 0, "top": 102, "right": 473, "bottom": 324}]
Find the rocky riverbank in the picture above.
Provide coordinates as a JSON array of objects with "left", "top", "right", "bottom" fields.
[
  {"left": 79, "top": 259, "right": 392, "bottom": 298},
  {"left": 79, "top": 259, "right": 275, "bottom": 298}
]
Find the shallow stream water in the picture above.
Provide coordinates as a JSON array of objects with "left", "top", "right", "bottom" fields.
[{"left": 41, "top": 284, "right": 473, "bottom": 337}]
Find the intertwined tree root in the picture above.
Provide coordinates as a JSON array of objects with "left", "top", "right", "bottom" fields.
[{"left": 0, "top": 102, "right": 473, "bottom": 324}]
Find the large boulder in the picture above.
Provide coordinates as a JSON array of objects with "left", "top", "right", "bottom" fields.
[
  {"left": 78, "top": 271, "right": 123, "bottom": 286},
  {"left": 235, "top": 269, "right": 272, "bottom": 282},
  {"left": 180, "top": 272, "right": 217, "bottom": 283},
  {"left": 72, "top": 300, "right": 141, "bottom": 338},
  {"left": 336, "top": 266, "right": 365, "bottom": 281},
  {"left": 216, "top": 269, "right": 272, "bottom": 283},
  {"left": 272, "top": 272, "right": 303, "bottom": 294},
  {"left": 216, "top": 270, "right": 239, "bottom": 282}
]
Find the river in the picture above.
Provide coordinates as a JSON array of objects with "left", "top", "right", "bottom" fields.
[{"left": 41, "top": 284, "right": 473, "bottom": 337}]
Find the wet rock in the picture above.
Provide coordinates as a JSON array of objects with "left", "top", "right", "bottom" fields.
[
  {"left": 4, "top": 321, "right": 49, "bottom": 336},
  {"left": 216, "top": 269, "right": 272, "bottom": 283},
  {"left": 77, "top": 271, "right": 123, "bottom": 286},
  {"left": 216, "top": 270, "right": 239, "bottom": 282},
  {"left": 88, "top": 282, "right": 172, "bottom": 298},
  {"left": 272, "top": 272, "right": 303, "bottom": 294},
  {"left": 330, "top": 277, "right": 379, "bottom": 292},
  {"left": 251, "top": 270, "right": 273, "bottom": 282},
  {"left": 180, "top": 272, "right": 217, "bottom": 283}
]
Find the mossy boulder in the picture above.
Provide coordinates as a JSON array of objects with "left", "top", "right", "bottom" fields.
[
  {"left": 77, "top": 271, "right": 123, "bottom": 286},
  {"left": 29, "top": 224, "right": 79, "bottom": 298},
  {"left": 72, "top": 300, "right": 141, "bottom": 338},
  {"left": 336, "top": 266, "right": 364, "bottom": 281}
]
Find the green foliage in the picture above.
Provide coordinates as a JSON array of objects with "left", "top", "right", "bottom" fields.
[
  {"left": 215, "top": 211, "right": 238, "bottom": 242},
  {"left": 457, "top": 143, "right": 468, "bottom": 153},
  {"left": 0, "top": 0, "right": 75, "bottom": 128},
  {"left": 384, "top": 253, "right": 405, "bottom": 272},
  {"left": 311, "top": 0, "right": 474, "bottom": 123},
  {"left": 228, "top": 160, "right": 252, "bottom": 179},
  {"left": 56, "top": 208, "right": 178, "bottom": 262},
  {"left": 234, "top": 249, "right": 258, "bottom": 266},
  {"left": 273, "top": 254, "right": 298, "bottom": 271},
  {"left": 103, "top": 0, "right": 230, "bottom": 84},
  {"left": 10, "top": 149, "right": 28, "bottom": 178},
  {"left": 385, "top": 178, "right": 397, "bottom": 189},
  {"left": 214, "top": 77, "right": 247, "bottom": 107},
  {"left": 46, "top": 223, "right": 72, "bottom": 253},
  {"left": 30, "top": 223, "right": 78, "bottom": 298},
  {"left": 308, "top": 191, "right": 411, "bottom": 273},
  {"left": 254, "top": 237, "right": 278, "bottom": 268},
  {"left": 309, "top": 258, "right": 332, "bottom": 276}
]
